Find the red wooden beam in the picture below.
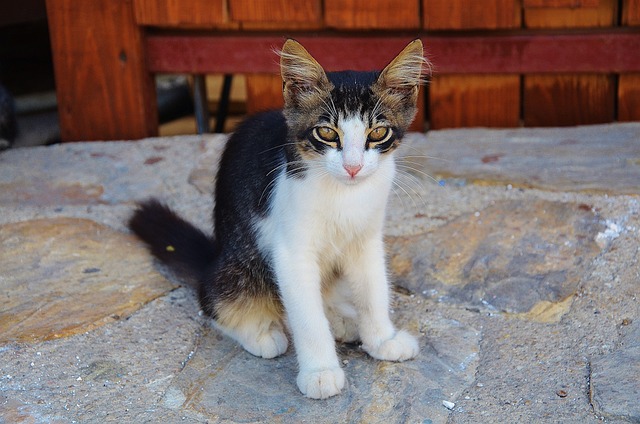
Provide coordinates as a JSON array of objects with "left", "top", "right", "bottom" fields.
[{"left": 145, "top": 32, "right": 640, "bottom": 75}]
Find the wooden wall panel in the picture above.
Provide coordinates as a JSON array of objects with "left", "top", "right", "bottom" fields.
[
  {"left": 618, "top": 74, "right": 640, "bottom": 121},
  {"left": 523, "top": 74, "right": 615, "bottom": 126},
  {"left": 229, "top": 0, "right": 320, "bottom": 23},
  {"left": 524, "top": 0, "right": 617, "bottom": 27},
  {"left": 524, "top": 0, "right": 599, "bottom": 7},
  {"left": 622, "top": 0, "right": 640, "bottom": 25},
  {"left": 245, "top": 74, "right": 283, "bottom": 115},
  {"left": 423, "top": 0, "right": 521, "bottom": 29},
  {"left": 429, "top": 75, "right": 521, "bottom": 129},
  {"left": 133, "top": 0, "right": 231, "bottom": 28},
  {"left": 46, "top": 0, "right": 157, "bottom": 141},
  {"left": 324, "top": 0, "right": 420, "bottom": 29}
]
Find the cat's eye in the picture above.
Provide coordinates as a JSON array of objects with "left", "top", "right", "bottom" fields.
[
  {"left": 368, "top": 127, "right": 390, "bottom": 142},
  {"left": 314, "top": 126, "right": 339, "bottom": 142}
]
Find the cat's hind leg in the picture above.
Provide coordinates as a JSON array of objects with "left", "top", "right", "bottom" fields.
[
  {"left": 323, "top": 278, "right": 359, "bottom": 343},
  {"left": 214, "top": 296, "right": 288, "bottom": 359}
]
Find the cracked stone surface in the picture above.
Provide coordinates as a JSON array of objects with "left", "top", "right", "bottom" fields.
[
  {"left": 1, "top": 123, "right": 639, "bottom": 423},
  {"left": 388, "top": 198, "right": 604, "bottom": 321}
]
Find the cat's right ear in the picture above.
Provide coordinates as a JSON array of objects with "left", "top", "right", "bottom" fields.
[{"left": 279, "top": 39, "right": 331, "bottom": 106}]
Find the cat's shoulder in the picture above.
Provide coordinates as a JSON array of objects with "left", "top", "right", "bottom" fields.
[
  {"left": 232, "top": 110, "right": 287, "bottom": 138},
  {"left": 220, "top": 110, "right": 288, "bottom": 173}
]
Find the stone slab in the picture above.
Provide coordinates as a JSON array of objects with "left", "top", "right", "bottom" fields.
[
  {"left": 403, "top": 123, "right": 640, "bottom": 195},
  {"left": 388, "top": 199, "right": 604, "bottom": 322},
  {"left": 0, "top": 217, "right": 176, "bottom": 343},
  {"left": 0, "top": 123, "right": 638, "bottom": 423},
  {"left": 164, "top": 294, "right": 480, "bottom": 423},
  {"left": 590, "top": 322, "right": 640, "bottom": 422}
]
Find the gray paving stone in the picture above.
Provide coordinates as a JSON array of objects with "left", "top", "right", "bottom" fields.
[
  {"left": 1, "top": 123, "right": 638, "bottom": 423},
  {"left": 590, "top": 322, "right": 640, "bottom": 422}
]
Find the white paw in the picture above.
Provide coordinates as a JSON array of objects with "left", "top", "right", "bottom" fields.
[
  {"left": 297, "top": 367, "right": 345, "bottom": 399},
  {"left": 365, "top": 330, "right": 419, "bottom": 362},
  {"left": 242, "top": 329, "right": 288, "bottom": 359}
]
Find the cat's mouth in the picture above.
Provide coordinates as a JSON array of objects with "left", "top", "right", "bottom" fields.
[{"left": 338, "top": 171, "right": 368, "bottom": 186}]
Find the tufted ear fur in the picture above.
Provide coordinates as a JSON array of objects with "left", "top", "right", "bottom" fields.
[
  {"left": 374, "top": 39, "right": 427, "bottom": 104},
  {"left": 279, "top": 39, "right": 332, "bottom": 107}
]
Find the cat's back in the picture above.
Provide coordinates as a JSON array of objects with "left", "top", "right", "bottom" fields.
[
  {"left": 214, "top": 110, "right": 288, "bottom": 229},
  {"left": 220, "top": 110, "right": 287, "bottom": 172}
]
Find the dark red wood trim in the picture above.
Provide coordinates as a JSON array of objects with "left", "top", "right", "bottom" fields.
[{"left": 145, "top": 32, "right": 640, "bottom": 74}]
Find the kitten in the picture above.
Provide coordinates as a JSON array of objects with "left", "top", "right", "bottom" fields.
[{"left": 129, "top": 39, "right": 427, "bottom": 399}]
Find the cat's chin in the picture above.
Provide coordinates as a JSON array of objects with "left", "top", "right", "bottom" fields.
[{"left": 337, "top": 174, "right": 367, "bottom": 186}]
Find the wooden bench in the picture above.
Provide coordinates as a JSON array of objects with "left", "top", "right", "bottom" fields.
[{"left": 46, "top": 0, "right": 640, "bottom": 141}]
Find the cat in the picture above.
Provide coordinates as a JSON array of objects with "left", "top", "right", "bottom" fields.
[{"left": 129, "top": 38, "right": 427, "bottom": 399}]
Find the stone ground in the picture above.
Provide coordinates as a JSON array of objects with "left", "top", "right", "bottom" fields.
[{"left": 0, "top": 123, "right": 638, "bottom": 423}]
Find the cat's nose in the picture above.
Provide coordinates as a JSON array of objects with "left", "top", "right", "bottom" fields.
[{"left": 343, "top": 164, "right": 363, "bottom": 178}]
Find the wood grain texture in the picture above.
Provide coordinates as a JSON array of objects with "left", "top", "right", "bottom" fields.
[
  {"left": 423, "top": 0, "right": 521, "bottom": 29},
  {"left": 618, "top": 74, "right": 640, "bottom": 121},
  {"left": 324, "top": 0, "right": 420, "bottom": 29},
  {"left": 524, "top": 0, "right": 616, "bottom": 27},
  {"left": 622, "top": 0, "right": 640, "bottom": 25},
  {"left": 46, "top": 0, "right": 158, "bottom": 141},
  {"left": 133, "top": 0, "right": 232, "bottom": 28},
  {"left": 524, "top": 0, "right": 599, "bottom": 7},
  {"left": 145, "top": 33, "right": 640, "bottom": 74},
  {"left": 245, "top": 74, "right": 283, "bottom": 114},
  {"left": 229, "top": 0, "right": 320, "bottom": 23},
  {"left": 429, "top": 75, "right": 521, "bottom": 129},
  {"left": 523, "top": 74, "right": 615, "bottom": 126}
]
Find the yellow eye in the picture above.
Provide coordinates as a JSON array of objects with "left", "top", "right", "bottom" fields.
[
  {"left": 368, "top": 127, "right": 389, "bottom": 142},
  {"left": 314, "top": 126, "right": 339, "bottom": 142}
]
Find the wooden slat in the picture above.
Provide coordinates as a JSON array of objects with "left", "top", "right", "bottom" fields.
[
  {"left": 618, "top": 74, "right": 640, "bottom": 121},
  {"left": 523, "top": 74, "right": 615, "bottom": 126},
  {"left": 324, "top": 0, "right": 420, "bottom": 29},
  {"left": 229, "top": 0, "right": 320, "bottom": 23},
  {"left": 622, "top": 0, "right": 640, "bottom": 25},
  {"left": 46, "top": 0, "right": 157, "bottom": 141},
  {"left": 524, "top": 0, "right": 599, "bottom": 7},
  {"left": 429, "top": 75, "right": 521, "bottom": 129},
  {"left": 245, "top": 74, "right": 283, "bottom": 114},
  {"left": 423, "top": 0, "right": 521, "bottom": 29},
  {"left": 524, "top": 0, "right": 616, "bottom": 27},
  {"left": 145, "top": 33, "right": 640, "bottom": 75},
  {"left": 133, "top": 0, "right": 232, "bottom": 28}
]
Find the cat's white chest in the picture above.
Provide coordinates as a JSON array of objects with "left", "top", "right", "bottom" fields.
[{"left": 255, "top": 158, "right": 394, "bottom": 265}]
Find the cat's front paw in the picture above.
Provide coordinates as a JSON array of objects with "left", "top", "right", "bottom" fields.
[
  {"left": 297, "top": 367, "right": 345, "bottom": 399},
  {"left": 364, "top": 330, "right": 419, "bottom": 362}
]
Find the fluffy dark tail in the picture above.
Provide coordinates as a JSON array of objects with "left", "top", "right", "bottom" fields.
[{"left": 128, "top": 199, "right": 217, "bottom": 284}]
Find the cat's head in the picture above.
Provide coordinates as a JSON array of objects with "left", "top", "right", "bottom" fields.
[{"left": 279, "top": 39, "right": 427, "bottom": 185}]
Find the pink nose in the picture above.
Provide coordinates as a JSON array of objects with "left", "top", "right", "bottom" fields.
[{"left": 343, "top": 164, "right": 363, "bottom": 177}]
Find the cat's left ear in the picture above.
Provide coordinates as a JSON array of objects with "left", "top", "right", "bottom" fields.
[{"left": 376, "top": 39, "right": 428, "bottom": 101}]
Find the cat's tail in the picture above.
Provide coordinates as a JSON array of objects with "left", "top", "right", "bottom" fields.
[{"left": 128, "top": 199, "right": 217, "bottom": 285}]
